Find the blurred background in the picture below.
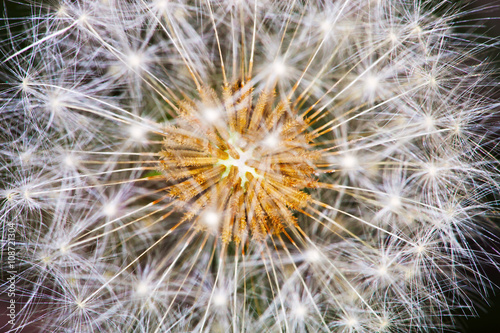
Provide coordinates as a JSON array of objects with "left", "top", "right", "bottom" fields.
[{"left": 458, "top": 1, "right": 500, "bottom": 333}]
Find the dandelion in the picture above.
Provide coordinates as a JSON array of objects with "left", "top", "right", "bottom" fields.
[{"left": 1, "top": 0, "right": 499, "bottom": 332}]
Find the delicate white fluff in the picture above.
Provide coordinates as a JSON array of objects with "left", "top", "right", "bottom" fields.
[{"left": 0, "top": 1, "right": 498, "bottom": 332}]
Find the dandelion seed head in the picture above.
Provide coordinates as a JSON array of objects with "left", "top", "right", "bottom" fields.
[
  {"left": 271, "top": 59, "right": 287, "bottom": 77},
  {"left": 126, "top": 52, "right": 145, "bottom": 70},
  {"left": 378, "top": 317, "right": 390, "bottom": 330},
  {"left": 377, "top": 264, "right": 388, "bottom": 277},
  {"left": 48, "top": 93, "right": 63, "bottom": 113},
  {"left": 75, "top": 300, "right": 86, "bottom": 310},
  {"left": 340, "top": 154, "right": 359, "bottom": 171},
  {"left": 23, "top": 189, "right": 31, "bottom": 200},
  {"left": 387, "top": 195, "right": 402, "bottom": 210},
  {"left": 304, "top": 248, "right": 322, "bottom": 263},
  {"left": 262, "top": 133, "right": 279, "bottom": 148},
  {"left": 412, "top": 25, "right": 423, "bottom": 35},
  {"left": 320, "top": 20, "right": 333, "bottom": 34},
  {"left": 103, "top": 202, "right": 118, "bottom": 217},
  {"left": 212, "top": 289, "right": 228, "bottom": 307},
  {"left": 63, "top": 154, "right": 77, "bottom": 167},
  {"left": 292, "top": 303, "right": 308, "bottom": 319},
  {"left": 129, "top": 124, "right": 148, "bottom": 142},
  {"left": 202, "top": 211, "right": 220, "bottom": 229},
  {"left": 428, "top": 75, "right": 437, "bottom": 87},
  {"left": 364, "top": 75, "right": 380, "bottom": 94},
  {"left": 388, "top": 31, "right": 398, "bottom": 43},
  {"left": 202, "top": 107, "right": 221, "bottom": 123},
  {"left": 58, "top": 243, "right": 70, "bottom": 255},
  {"left": 425, "top": 162, "right": 437, "bottom": 178},
  {"left": 56, "top": 5, "right": 67, "bottom": 17},
  {"left": 135, "top": 281, "right": 150, "bottom": 296},
  {"left": 20, "top": 77, "right": 30, "bottom": 91},
  {"left": 423, "top": 114, "right": 435, "bottom": 130},
  {"left": 2, "top": 0, "right": 498, "bottom": 331},
  {"left": 19, "top": 150, "right": 32, "bottom": 163},
  {"left": 77, "top": 13, "right": 89, "bottom": 26},
  {"left": 415, "top": 244, "right": 426, "bottom": 254},
  {"left": 342, "top": 315, "right": 359, "bottom": 329}
]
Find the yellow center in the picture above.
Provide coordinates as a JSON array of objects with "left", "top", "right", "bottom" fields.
[
  {"left": 216, "top": 144, "right": 261, "bottom": 188},
  {"left": 158, "top": 82, "right": 321, "bottom": 243}
]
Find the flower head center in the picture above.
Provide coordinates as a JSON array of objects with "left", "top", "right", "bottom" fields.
[
  {"left": 217, "top": 142, "right": 260, "bottom": 188},
  {"left": 158, "top": 81, "right": 320, "bottom": 243}
]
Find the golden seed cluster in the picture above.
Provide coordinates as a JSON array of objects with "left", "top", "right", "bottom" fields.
[{"left": 159, "top": 81, "right": 321, "bottom": 243}]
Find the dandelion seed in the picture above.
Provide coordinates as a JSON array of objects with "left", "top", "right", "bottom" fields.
[
  {"left": 340, "top": 154, "right": 359, "bottom": 171},
  {"left": 127, "top": 52, "right": 144, "bottom": 69},
  {"left": 103, "top": 202, "right": 118, "bottom": 217},
  {"left": 202, "top": 107, "right": 221, "bottom": 123},
  {"left": 129, "top": 124, "right": 148, "bottom": 142},
  {"left": 202, "top": 211, "right": 220, "bottom": 229},
  {"left": 271, "top": 59, "right": 287, "bottom": 77},
  {"left": 212, "top": 290, "right": 228, "bottom": 307},
  {"left": 63, "top": 154, "right": 76, "bottom": 167},
  {"left": 304, "top": 248, "right": 322, "bottom": 263},
  {"left": 135, "top": 281, "right": 150, "bottom": 296},
  {"left": 292, "top": 303, "right": 308, "bottom": 319}
]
